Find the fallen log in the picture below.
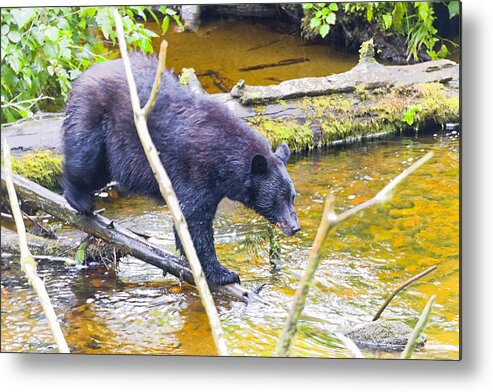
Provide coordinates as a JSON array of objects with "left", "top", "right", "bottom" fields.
[
  {"left": 1, "top": 226, "right": 84, "bottom": 256},
  {"left": 2, "top": 47, "right": 459, "bottom": 155},
  {"left": 230, "top": 58, "right": 458, "bottom": 104},
  {"left": 0, "top": 169, "right": 255, "bottom": 303}
]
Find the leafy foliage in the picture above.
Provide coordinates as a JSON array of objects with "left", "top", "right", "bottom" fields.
[
  {"left": 1, "top": 6, "right": 182, "bottom": 123},
  {"left": 402, "top": 104, "right": 423, "bottom": 126},
  {"left": 302, "top": 1, "right": 460, "bottom": 63}
]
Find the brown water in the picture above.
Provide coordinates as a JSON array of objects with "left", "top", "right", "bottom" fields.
[
  {"left": 1, "top": 130, "right": 459, "bottom": 358},
  {"left": 147, "top": 19, "right": 358, "bottom": 93}
]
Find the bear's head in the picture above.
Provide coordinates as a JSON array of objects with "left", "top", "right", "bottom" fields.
[{"left": 246, "top": 143, "right": 300, "bottom": 236}]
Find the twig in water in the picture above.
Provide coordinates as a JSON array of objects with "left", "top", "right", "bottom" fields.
[
  {"left": 2, "top": 141, "right": 70, "bottom": 353},
  {"left": 21, "top": 209, "right": 56, "bottom": 239},
  {"left": 274, "top": 152, "right": 434, "bottom": 357},
  {"left": 1, "top": 252, "right": 78, "bottom": 266},
  {"left": 113, "top": 10, "right": 228, "bottom": 356},
  {"left": 401, "top": 295, "right": 436, "bottom": 359},
  {"left": 372, "top": 265, "right": 437, "bottom": 321}
]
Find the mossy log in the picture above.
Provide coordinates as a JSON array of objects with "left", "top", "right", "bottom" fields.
[
  {"left": 218, "top": 58, "right": 459, "bottom": 150},
  {"left": 0, "top": 169, "right": 253, "bottom": 303},
  {"left": 1, "top": 57, "right": 459, "bottom": 156}
]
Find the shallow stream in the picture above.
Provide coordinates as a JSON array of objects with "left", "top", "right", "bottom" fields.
[{"left": 1, "top": 130, "right": 459, "bottom": 359}]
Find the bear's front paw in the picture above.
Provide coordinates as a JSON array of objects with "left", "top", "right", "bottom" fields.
[{"left": 205, "top": 265, "right": 241, "bottom": 286}]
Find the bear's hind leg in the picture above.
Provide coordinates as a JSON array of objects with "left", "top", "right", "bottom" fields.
[{"left": 63, "top": 122, "right": 110, "bottom": 214}]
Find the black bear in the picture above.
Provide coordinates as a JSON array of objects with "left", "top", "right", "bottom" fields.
[{"left": 62, "top": 53, "right": 300, "bottom": 286}]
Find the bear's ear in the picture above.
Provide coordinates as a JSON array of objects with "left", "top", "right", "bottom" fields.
[
  {"left": 251, "top": 154, "right": 268, "bottom": 175},
  {"left": 275, "top": 142, "right": 290, "bottom": 165}
]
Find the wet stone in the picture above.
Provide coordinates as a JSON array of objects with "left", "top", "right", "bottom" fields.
[{"left": 343, "top": 320, "right": 427, "bottom": 352}]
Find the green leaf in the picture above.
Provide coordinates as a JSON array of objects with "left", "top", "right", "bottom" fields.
[
  {"left": 367, "top": 6, "right": 374, "bottom": 22},
  {"left": 448, "top": 1, "right": 460, "bottom": 19},
  {"left": 329, "top": 3, "right": 338, "bottom": 11},
  {"left": 45, "top": 26, "right": 59, "bottom": 42},
  {"left": 326, "top": 12, "right": 336, "bottom": 25},
  {"left": 7, "top": 30, "right": 21, "bottom": 43},
  {"left": 161, "top": 15, "right": 170, "bottom": 34},
  {"left": 1, "top": 24, "right": 9, "bottom": 35},
  {"left": 310, "top": 17, "right": 321, "bottom": 28},
  {"left": 392, "top": 2, "right": 406, "bottom": 31},
  {"left": 75, "top": 242, "right": 87, "bottom": 265},
  {"left": 382, "top": 14, "right": 393, "bottom": 30},
  {"left": 173, "top": 15, "right": 184, "bottom": 31},
  {"left": 10, "top": 8, "right": 36, "bottom": 29},
  {"left": 319, "top": 24, "right": 330, "bottom": 38},
  {"left": 47, "top": 65, "right": 54, "bottom": 76},
  {"left": 7, "top": 56, "right": 21, "bottom": 73},
  {"left": 303, "top": 4, "right": 313, "bottom": 10}
]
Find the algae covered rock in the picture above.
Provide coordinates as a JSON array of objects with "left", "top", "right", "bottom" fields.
[{"left": 344, "top": 319, "right": 427, "bottom": 352}]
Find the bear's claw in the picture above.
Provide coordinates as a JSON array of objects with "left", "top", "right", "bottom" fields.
[{"left": 205, "top": 265, "right": 241, "bottom": 286}]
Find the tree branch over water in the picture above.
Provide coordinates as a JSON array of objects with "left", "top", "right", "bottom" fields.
[
  {"left": 113, "top": 10, "right": 228, "bottom": 356},
  {"left": 274, "top": 151, "right": 434, "bottom": 357}
]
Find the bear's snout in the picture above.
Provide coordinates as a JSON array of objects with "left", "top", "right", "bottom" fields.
[{"left": 276, "top": 214, "right": 301, "bottom": 236}]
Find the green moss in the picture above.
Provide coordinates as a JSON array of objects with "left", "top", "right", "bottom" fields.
[
  {"left": 8, "top": 150, "right": 63, "bottom": 191},
  {"left": 309, "top": 82, "right": 458, "bottom": 145},
  {"left": 253, "top": 104, "right": 265, "bottom": 115},
  {"left": 248, "top": 117, "right": 314, "bottom": 151},
  {"left": 246, "top": 81, "right": 458, "bottom": 151}
]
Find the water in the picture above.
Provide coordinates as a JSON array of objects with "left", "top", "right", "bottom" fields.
[
  {"left": 1, "top": 130, "right": 459, "bottom": 358},
  {"left": 147, "top": 19, "right": 358, "bottom": 93}
]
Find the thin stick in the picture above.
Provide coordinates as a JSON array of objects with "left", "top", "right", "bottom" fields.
[
  {"left": 1, "top": 252, "right": 77, "bottom": 265},
  {"left": 274, "top": 152, "right": 434, "bottom": 357},
  {"left": 274, "top": 195, "right": 336, "bottom": 357},
  {"left": 143, "top": 40, "right": 168, "bottom": 117},
  {"left": 2, "top": 141, "right": 70, "bottom": 353},
  {"left": 21, "top": 209, "right": 55, "bottom": 238},
  {"left": 113, "top": 10, "right": 228, "bottom": 356},
  {"left": 401, "top": 295, "right": 436, "bottom": 359},
  {"left": 372, "top": 265, "right": 437, "bottom": 321}
]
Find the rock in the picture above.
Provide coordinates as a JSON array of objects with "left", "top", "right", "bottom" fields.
[{"left": 343, "top": 319, "right": 427, "bottom": 352}]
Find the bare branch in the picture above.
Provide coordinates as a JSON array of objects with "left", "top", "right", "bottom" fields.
[
  {"left": 372, "top": 265, "right": 437, "bottom": 321},
  {"left": 2, "top": 141, "right": 70, "bottom": 353},
  {"left": 113, "top": 10, "right": 228, "bottom": 356},
  {"left": 143, "top": 40, "right": 168, "bottom": 117},
  {"left": 274, "top": 152, "right": 434, "bottom": 357}
]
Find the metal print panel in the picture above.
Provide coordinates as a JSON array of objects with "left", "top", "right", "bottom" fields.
[{"left": 1, "top": 2, "right": 460, "bottom": 359}]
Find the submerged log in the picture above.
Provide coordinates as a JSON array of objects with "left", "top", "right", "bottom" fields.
[
  {"left": 0, "top": 169, "right": 254, "bottom": 303},
  {"left": 239, "top": 57, "right": 310, "bottom": 72}
]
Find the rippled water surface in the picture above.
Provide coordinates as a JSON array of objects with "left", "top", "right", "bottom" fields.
[{"left": 1, "top": 130, "right": 459, "bottom": 358}]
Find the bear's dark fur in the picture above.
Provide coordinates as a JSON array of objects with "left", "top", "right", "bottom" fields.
[{"left": 62, "top": 53, "right": 300, "bottom": 286}]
